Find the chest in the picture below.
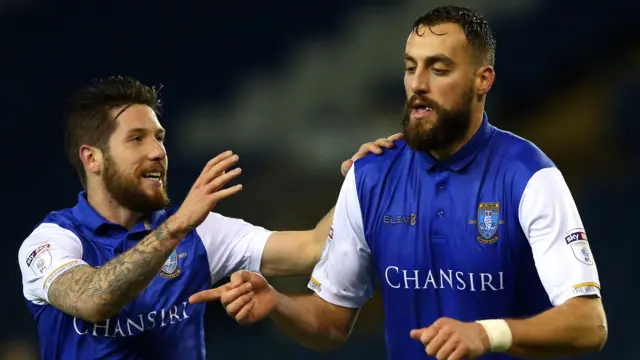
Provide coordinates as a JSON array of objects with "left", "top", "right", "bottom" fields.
[
  {"left": 365, "top": 168, "right": 528, "bottom": 289},
  {"left": 73, "top": 231, "right": 211, "bottom": 338}
]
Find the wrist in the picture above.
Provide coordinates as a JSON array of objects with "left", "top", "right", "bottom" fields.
[
  {"left": 476, "top": 319, "right": 513, "bottom": 353},
  {"left": 166, "top": 215, "right": 191, "bottom": 240}
]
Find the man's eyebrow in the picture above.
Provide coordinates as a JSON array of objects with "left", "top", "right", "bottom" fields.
[{"left": 404, "top": 53, "right": 455, "bottom": 66}]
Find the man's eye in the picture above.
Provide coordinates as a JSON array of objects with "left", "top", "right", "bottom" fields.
[{"left": 431, "top": 68, "right": 449, "bottom": 75}]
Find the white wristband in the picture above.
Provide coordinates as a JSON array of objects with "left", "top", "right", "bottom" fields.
[{"left": 476, "top": 319, "right": 512, "bottom": 353}]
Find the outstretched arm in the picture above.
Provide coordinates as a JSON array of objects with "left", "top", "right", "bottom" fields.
[
  {"left": 191, "top": 164, "right": 375, "bottom": 351},
  {"left": 259, "top": 208, "right": 334, "bottom": 277}
]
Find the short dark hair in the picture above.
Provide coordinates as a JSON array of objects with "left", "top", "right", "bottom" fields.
[
  {"left": 413, "top": 6, "right": 496, "bottom": 67},
  {"left": 65, "top": 76, "right": 162, "bottom": 186}
]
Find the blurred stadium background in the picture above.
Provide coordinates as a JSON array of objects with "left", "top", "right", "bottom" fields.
[{"left": 1, "top": 0, "right": 638, "bottom": 359}]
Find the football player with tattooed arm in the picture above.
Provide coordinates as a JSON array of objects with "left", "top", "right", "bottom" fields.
[
  {"left": 198, "top": 6, "right": 608, "bottom": 360},
  {"left": 17, "top": 76, "right": 402, "bottom": 360}
]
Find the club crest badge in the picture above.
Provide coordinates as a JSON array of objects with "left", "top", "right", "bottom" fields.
[
  {"left": 160, "top": 250, "right": 183, "bottom": 278},
  {"left": 477, "top": 202, "right": 500, "bottom": 243}
]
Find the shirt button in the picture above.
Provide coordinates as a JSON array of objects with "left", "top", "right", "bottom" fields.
[{"left": 437, "top": 211, "right": 444, "bottom": 217}]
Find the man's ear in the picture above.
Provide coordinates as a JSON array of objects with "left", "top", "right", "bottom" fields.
[
  {"left": 476, "top": 65, "right": 495, "bottom": 96},
  {"left": 79, "top": 145, "right": 104, "bottom": 176}
]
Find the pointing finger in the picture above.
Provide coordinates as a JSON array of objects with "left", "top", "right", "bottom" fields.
[{"left": 188, "top": 283, "right": 231, "bottom": 304}]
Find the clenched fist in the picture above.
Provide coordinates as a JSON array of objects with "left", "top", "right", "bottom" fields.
[{"left": 410, "top": 317, "right": 491, "bottom": 360}]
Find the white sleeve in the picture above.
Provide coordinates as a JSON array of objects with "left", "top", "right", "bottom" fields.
[
  {"left": 18, "top": 223, "right": 88, "bottom": 305},
  {"left": 518, "top": 167, "right": 601, "bottom": 306},
  {"left": 307, "top": 166, "right": 374, "bottom": 309},
  {"left": 196, "top": 212, "right": 272, "bottom": 284}
]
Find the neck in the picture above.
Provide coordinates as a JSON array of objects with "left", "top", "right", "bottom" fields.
[
  {"left": 85, "top": 184, "right": 144, "bottom": 230},
  {"left": 430, "top": 107, "right": 485, "bottom": 160}
]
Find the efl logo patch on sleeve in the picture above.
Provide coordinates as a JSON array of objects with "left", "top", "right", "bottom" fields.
[
  {"left": 26, "top": 243, "right": 52, "bottom": 276},
  {"left": 564, "top": 229, "right": 593, "bottom": 265},
  {"left": 308, "top": 277, "right": 322, "bottom": 293}
]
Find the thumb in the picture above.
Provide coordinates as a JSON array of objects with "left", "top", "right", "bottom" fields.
[
  {"left": 230, "top": 270, "right": 252, "bottom": 287},
  {"left": 341, "top": 159, "right": 353, "bottom": 176},
  {"left": 188, "top": 284, "right": 230, "bottom": 304},
  {"left": 409, "top": 328, "right": 424, "bottom": 340}
]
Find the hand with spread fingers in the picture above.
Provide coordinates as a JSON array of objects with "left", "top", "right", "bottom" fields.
[
  {"left": 340, "top": 133, "right": 403, "bottom": 176},
  {"left": 189, "top": 270, "right": 276, "bottom": 325},
  {"left": 172, "top": 150, "right": 244, "bottom": 231},
  {"left": 410, "top": 317, "right": 491, "bottom": 360}
]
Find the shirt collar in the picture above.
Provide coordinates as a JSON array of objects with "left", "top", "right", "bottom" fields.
[
  {"left": 71, "top": 191, "right": 167, "bottom": 234},
  {"left": 417, "top": 112, "right": 494, "bottom": 172}
]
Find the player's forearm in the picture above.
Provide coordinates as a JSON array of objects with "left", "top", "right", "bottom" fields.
[
  {"left": 270, "top": 292, "right": 352, "bottom": 352},
  {"left": 504, "top": 297, "right": 607, "bottom": 358},
  {"left": 307, "top": 207, "right": 335, "bottom": 266},
  {"left": 260, "top": 208, "right": 335, "bottom": 277},
  {"left": 48, "top": 216, "right": 189, "bottom": 322}
]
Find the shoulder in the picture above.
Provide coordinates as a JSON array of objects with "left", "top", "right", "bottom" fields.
[
  {"left": 40, "top": 208, "right": 78, "bottom": 233},
  {"left": 19, "top": 222, "right": 83, "bottom": 254},
  {"left": 489, "top": 128, "right": 558, "bottom": 193},
  {"left": 491, "top": 128, "right": 555, "bottom": 175},
  {"left": 19, "top": 207, "right": 83, "bottom": 255},
  {"left": 355, "top": 139, "right": 412, "bottom": 172},
  {"left": 18, "top": 220, "right": 84, "bottom": 279},
  {"left": 353, "top": 139, "right": 414, "bottom": 188},
  {"left": 20, "top": 209, "right": 81, "bottom": 251}
]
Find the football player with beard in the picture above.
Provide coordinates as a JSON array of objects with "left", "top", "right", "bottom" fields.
[
  {"left": 200, "top": 6, "right": 607, "bottom": 360},
  {"left": 17, "top": 76, "right": 401, "bottom": 360}
]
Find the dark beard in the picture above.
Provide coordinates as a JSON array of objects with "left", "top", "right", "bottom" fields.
[
  {"left": 402, "top": 88, "right": 474, "bottom": 153},
  {"left": 102, "top": 153, "right": 169, "bottom": 214}
]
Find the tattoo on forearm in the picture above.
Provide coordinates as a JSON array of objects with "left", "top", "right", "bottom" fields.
[{"left": 48, "top": 220, "right": 185, "bottom": 321}]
